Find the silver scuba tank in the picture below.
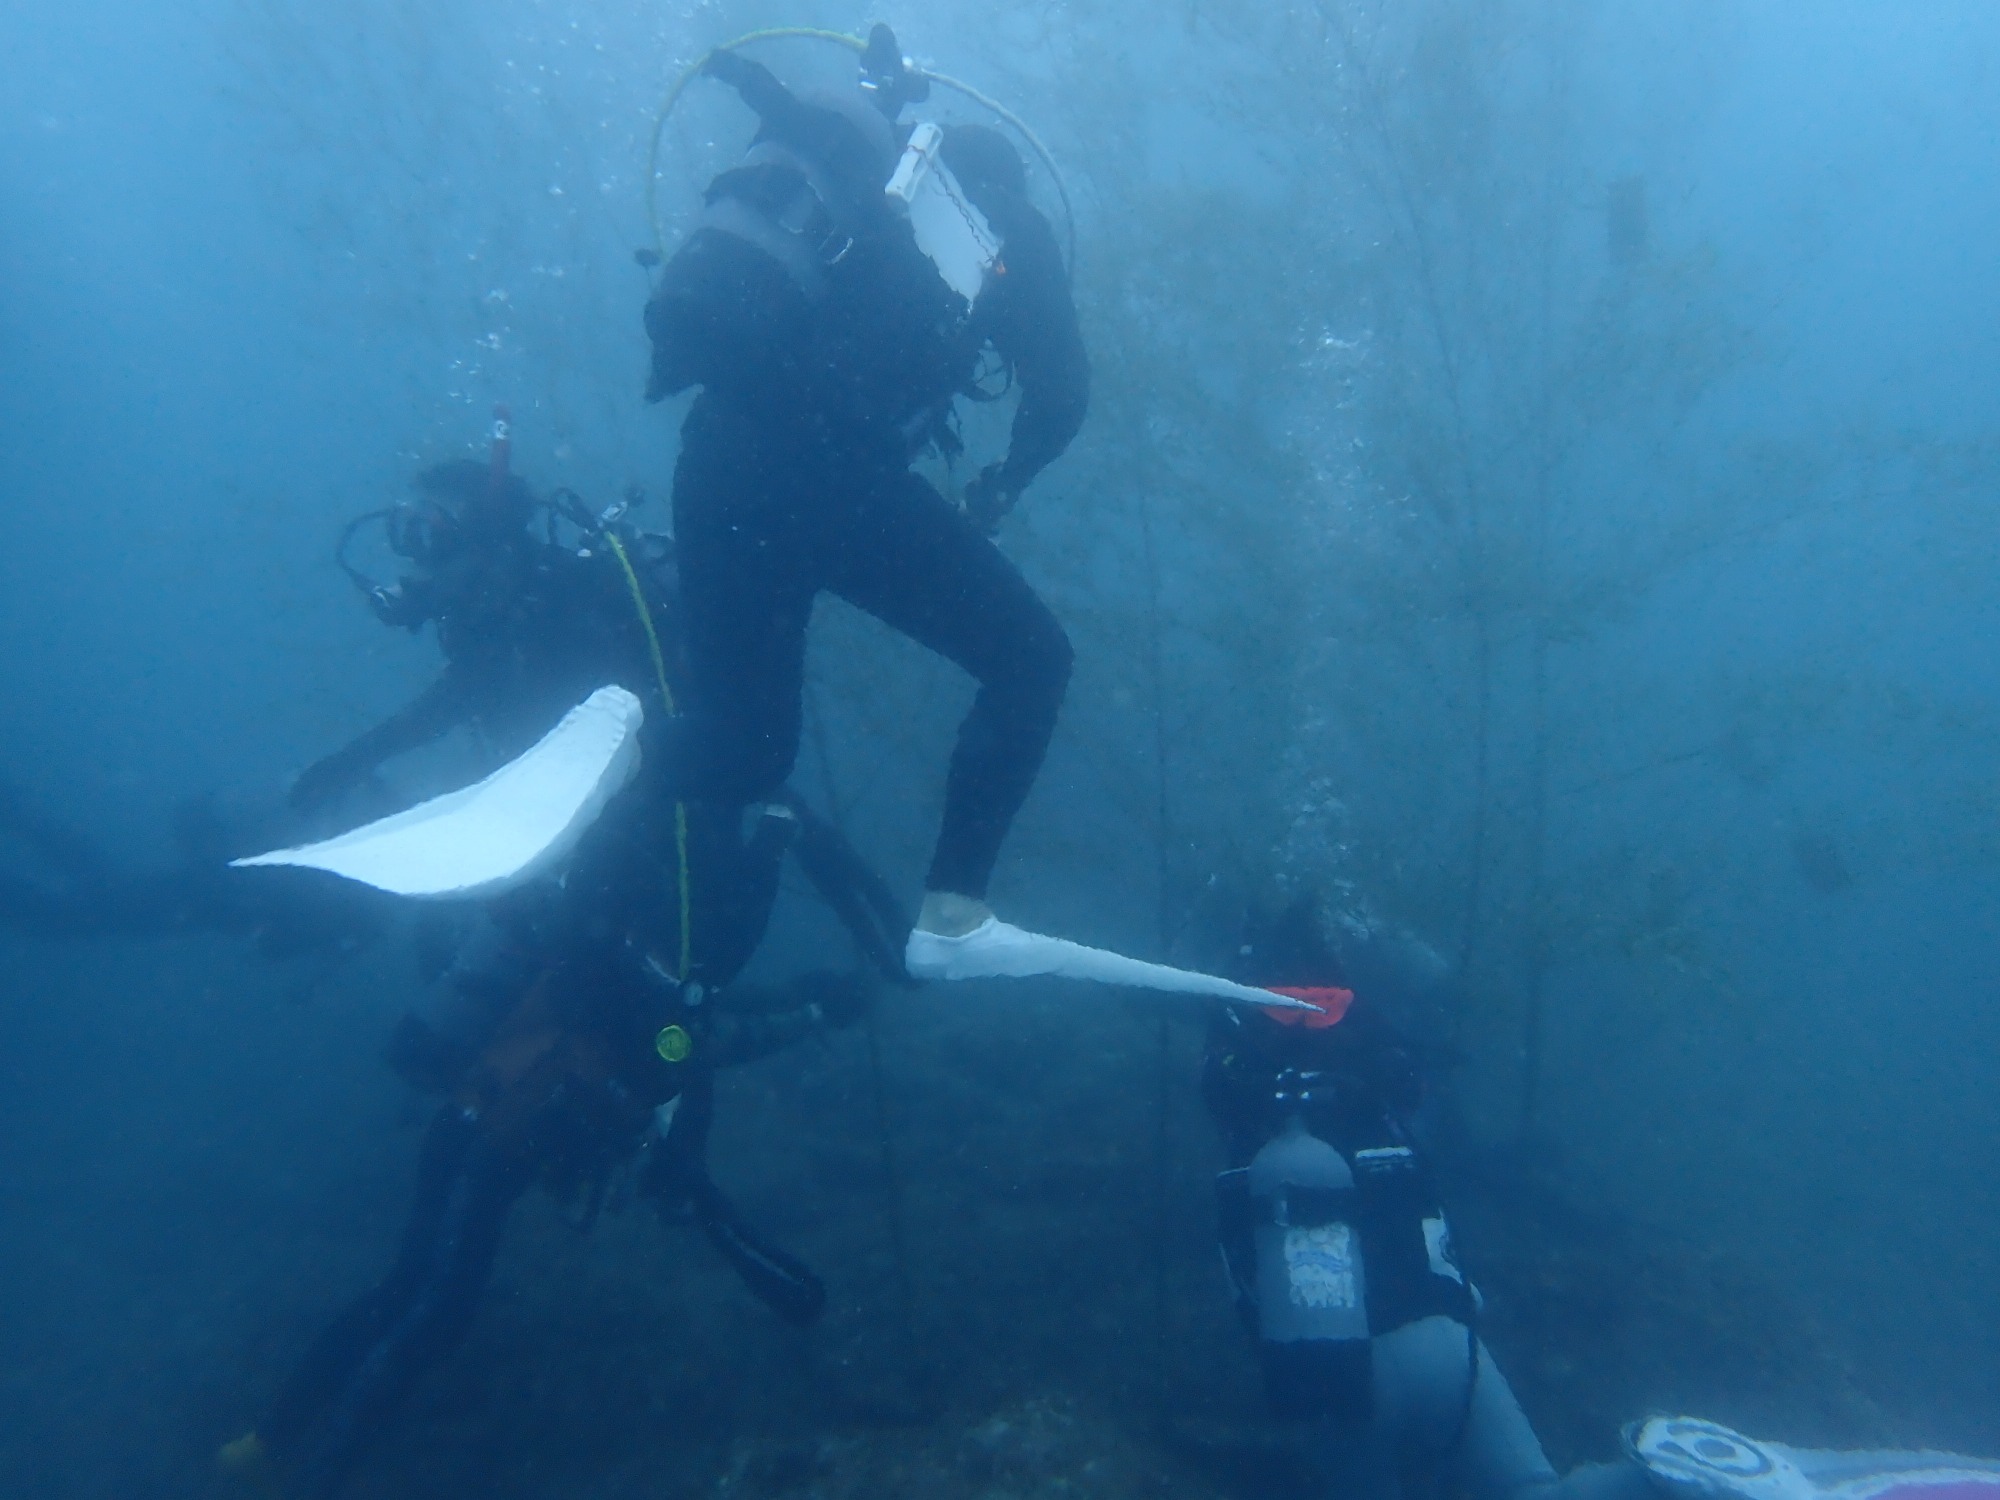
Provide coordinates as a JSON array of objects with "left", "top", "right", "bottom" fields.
[
  {"left": 1247, "top": 1114, "right": 1372, "bottom": 1418},
  {"left": 1249, "top": 1114, "right": 1369, "bottom": 1341}
]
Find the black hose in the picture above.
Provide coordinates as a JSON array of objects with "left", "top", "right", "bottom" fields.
[{"left": 333, "top": 509, "right": 395, "bottom": 600}]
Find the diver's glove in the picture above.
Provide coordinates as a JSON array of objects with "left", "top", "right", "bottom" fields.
[
  {"left": 701, "top": 47, "right": 796, "bottom": 126},
  {"left": 701, "top": 46, "right": 753, "bottom": 89},
  {"left": 962, "top": 463, "right": 1020, "bottom": 535}
]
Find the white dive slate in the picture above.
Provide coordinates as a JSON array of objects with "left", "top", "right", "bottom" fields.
[
  {"left": 233, "top": 686, "right": 644, "bottom": 900},
  {"left": 905, "top": 917, "right": 1316, "bottom": 1009}
]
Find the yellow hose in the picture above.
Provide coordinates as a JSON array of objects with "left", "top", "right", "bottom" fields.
[
  {"left": 643, "top": 27, "right": 1076, "bottom": 277},
  {"left": 604, "top": 531, "right": 694, "bottom": 984}
]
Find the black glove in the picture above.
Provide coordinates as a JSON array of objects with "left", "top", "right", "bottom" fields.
[
  {"left": 701, "top": 47, "right": 795, "bottom": 128},
  {"left": 962, "top": 463, "right": 1019, "bottom": 534},
  {"left": 701, "top": 46, "right": 754, "bottom": 90}
]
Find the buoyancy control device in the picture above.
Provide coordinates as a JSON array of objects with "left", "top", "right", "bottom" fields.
[{"left": 1245, "top": 1114, "right": 1372, "bottom": 1419}]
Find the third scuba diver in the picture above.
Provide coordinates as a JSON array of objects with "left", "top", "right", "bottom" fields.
[
  {"left": 641, "top": 26, "right": 1089, "bottom": 966},
  {"left": 1206, "top": 898, "right": 1658, "bottom": 1500}
]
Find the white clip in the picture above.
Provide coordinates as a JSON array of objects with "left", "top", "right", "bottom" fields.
[{"left": 885, "top": 121, "right": 944, "bottom": 206}]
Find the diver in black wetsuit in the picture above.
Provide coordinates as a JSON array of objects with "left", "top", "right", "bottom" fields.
[
  {"left": 1202, "top": 899, "right": 1654, "bottom": 1500},
  {"left": 643, "top": 27, "right": 1089, "bottom": 944},
  {"left": 219, "top": 441, "right": 919, "bottom": 1496}
]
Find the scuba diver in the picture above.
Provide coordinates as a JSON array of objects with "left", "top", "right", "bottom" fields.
[
  {"left": 222, "top": 422, "right": 918, "bottom": 1497},
  {"left": 1204, "top": 898, "right": 1655, "bottom": 1500},
  {"left": 641, "top": 25, "right": 1089, "bottom": 959},
  {"left": 0, "top": 441, "right": 616, "bottom": 973}
]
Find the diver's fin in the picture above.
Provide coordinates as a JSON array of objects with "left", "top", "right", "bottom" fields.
[
  {"left": 1626, "top": 1417, "right": 2000, "bottom": 1500},
  {"left": 688, "top": 1172, "right": 826, "bottom": 1326},
  {"left": 905, "top": 917, "right": 1316, "bottom": 1008},
  {"left": 231, "top": 686, "right": 643, "bottom": 900}
]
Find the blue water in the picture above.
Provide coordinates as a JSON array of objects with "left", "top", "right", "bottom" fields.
[{"left": 3, "top": 2, "right": 1998, "bottom": 1495}]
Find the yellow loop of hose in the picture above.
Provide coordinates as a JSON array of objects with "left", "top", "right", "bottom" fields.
[
  {"left": 644, "top": 28, "right": 1076, "bottom": 279},
  {"left": 604, "top": 531, "right": 694, "bottom": 983}
]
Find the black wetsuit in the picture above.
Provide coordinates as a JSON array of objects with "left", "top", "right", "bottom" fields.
[
  {"left": 645, "top": 72, "right": 1088, "bottom": 899},
  {"left": 256, "top": 512, "right": 910, "bottom": 1494}
]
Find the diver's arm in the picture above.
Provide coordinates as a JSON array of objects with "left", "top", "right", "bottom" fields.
[
  {"left": 979, "top": 204, "right": 1090, "bottom": 511},
  {"left": 644, "top": 228, "right": 810, "bottom": 404},
  {"left": 701, "top": 48, "right": 817, "bottom": 143},
  {"left": 288, "top": 674, "right": 469, "bottom": 811},
  {"left": 701, "top": 48, "right": 886, "bottom": 198}
]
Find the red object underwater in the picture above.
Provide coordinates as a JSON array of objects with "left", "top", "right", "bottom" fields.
[{"left": 1258, "top": 986, "right": 1354, "bottom": 1028}]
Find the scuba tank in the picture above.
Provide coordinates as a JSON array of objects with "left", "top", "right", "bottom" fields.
[{"left": 1246, "top": 1113, "right": 1372, "bottom": 1420}]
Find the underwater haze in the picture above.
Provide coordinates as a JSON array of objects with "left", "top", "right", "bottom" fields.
[{"left": 4, "top": 1, "right": 2000, "bottom": 1497}]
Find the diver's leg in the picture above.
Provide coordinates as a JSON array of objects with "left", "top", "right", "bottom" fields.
[
  {"left": 257, "top": 1109, "right": 477, "bottom": 1452},
  {"left": 1457, "top": 1337, "right": 1596, "bottom": 1500},
  {"left": 642, "top": 1069, "right": 826, "bottom": 1326},
  {"left": 820, "top": 469, "right": 1071, "bottom": 903},
  {"left": 677, "top": 797, "right": 798, "bottom": 988},
  {"left": 1369, "top": 1315, "right": 1640, "bottom": 1500},
  {"left": 684, "top": 1166, "right": 828, "bottom": 1327},
  {"left": 669, "top": 401, "right": 817, "bottom": 808},
  {"left": 271, "top": 1114, "right": 528, "bottom": 1498}
]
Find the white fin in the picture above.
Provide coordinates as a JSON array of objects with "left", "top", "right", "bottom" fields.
[
  {"left": 234, "top": 686, "right": 643, "bottom": 900},
  {"left": 905, "top": 917, "right": 1316, "bottom": 1008}
]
